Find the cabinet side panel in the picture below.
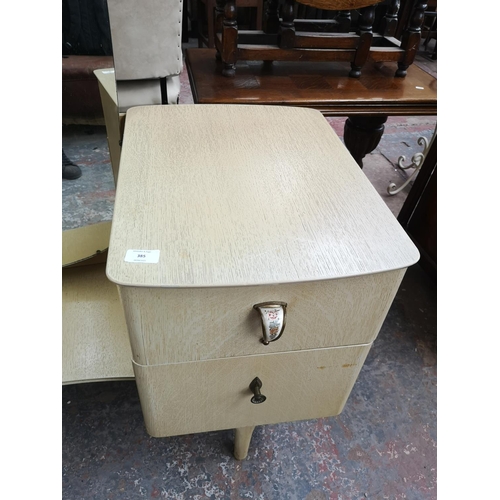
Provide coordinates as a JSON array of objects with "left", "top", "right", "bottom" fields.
[{"left": 117, "top": 286, "right": 148, "bottom": 365}]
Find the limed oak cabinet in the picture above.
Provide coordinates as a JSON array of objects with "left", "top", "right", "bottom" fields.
[{"left": 106, "top": 104, "right": 419, "bottom": 459}]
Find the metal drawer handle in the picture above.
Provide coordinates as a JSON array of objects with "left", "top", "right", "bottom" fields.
[
  {"left": 253, "top": 301, "right": 287, "bottom": 345},
  {"left": 249, "top": 377, "right": 266, "bottom": 404}
]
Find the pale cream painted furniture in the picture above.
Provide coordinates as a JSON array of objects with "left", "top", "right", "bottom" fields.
[
  {"left": 106, "top": 104, "right": 419, "bottom": 459},
  {"left": 62, "top": 222, "right": 134, "bottom": 385},
  {"left": 94, "top": 68, "right": 124, "bottom": 185},
  {"left": 63, "top": 0, "right": 185, "bottom": 384}
]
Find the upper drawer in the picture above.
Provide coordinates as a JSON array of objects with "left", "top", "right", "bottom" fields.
[{"left": 118, "top": 268, "right": 404, "bottom": 365}]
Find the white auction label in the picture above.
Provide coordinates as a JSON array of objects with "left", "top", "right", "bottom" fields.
[{"left": 124, "top": 249, "right": 160, "bottom": 264}]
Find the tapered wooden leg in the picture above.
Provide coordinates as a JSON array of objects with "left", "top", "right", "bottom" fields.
[{"left": 234, "top": 426, "right": 255, "bottom": 460}]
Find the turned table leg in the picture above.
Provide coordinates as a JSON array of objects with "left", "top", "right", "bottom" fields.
[
  {"left": 234, "top": 425, "right": 255, "bottom": 460},
  {"left": 343, "top": 115, "right": 388, "bottom": 168},
  {"left": 221, "top": 0, "right": 238, "bottom": 77}
]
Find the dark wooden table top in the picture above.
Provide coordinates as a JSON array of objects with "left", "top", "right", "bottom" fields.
[{"left": 186, "top": 48, "right": 437, "bottom": 116}]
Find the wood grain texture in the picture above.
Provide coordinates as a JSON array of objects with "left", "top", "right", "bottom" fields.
[
  {"left": 297, "top": 0, "right": 381, "bottom": 10},
  {"left": 62, "top": 264, "right": 134, "bottom": 384},
  {"left": 369, "top": 48, "right": 403, "bottom": 62},
  {"left": 237, "top": 45, "right": 356, "bottom": 62},
  {"left": 294, "top": 33, "right": 360, "bottom": 49},
  {"left": 185, "top": 48, "right": 437, "bottom": 116},
  {"left": 133, "top": 343, "right": 371, "bottom": 437},
  {"left": 106, "top": 105, "right": 418, "bottom": 288},
  {"left": 119, "top": 268, "right": 405, "bottom": 365}
]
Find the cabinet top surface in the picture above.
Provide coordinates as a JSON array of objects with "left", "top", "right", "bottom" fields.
[{"left": 106, "top": 105, "right": 419, "bottom": 288}]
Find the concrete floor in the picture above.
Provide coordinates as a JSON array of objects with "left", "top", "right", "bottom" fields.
[{"left": 62, "top": 42, "right": 437, "bottom": 499}]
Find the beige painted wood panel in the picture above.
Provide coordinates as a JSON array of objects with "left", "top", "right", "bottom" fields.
[
  {"left": 62, "top": 221, "right": 111, "bottom": 267},
  {"left": 119, "top": 268, "right": 405, "bottom": 365},
  {"left": 94, "top": 69, "right": 125, "bottom": 184},
  {"left": 62, "top": 264, "right": 134, "bottom": 384},
  {"left": 106, "top": 105, "right": 419, "bottom": 289},
  {"left": 133, "top": 344, "right": 371, "bottom": 437},
  {"left": 103, "top": 104, "right": 419, "bottom": 449}
]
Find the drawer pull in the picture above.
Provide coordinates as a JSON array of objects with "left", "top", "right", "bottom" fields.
[
  {"left": 253, "top": 301, "right": 287, "bottom": 345},
  {"left": 249, "top": 377, "right": 267, "bottom": 404}
]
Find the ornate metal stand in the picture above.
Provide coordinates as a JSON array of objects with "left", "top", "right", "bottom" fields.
[{"left": 387, "top": 128, "right": 436, "bottom": 196}]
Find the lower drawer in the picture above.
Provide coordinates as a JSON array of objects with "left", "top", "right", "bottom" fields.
[{"left": 133, "top": 343, "right": 371, "bottom": 437}]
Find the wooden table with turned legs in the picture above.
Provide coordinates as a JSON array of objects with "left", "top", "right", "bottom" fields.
[{"left": 185, "top": 48, "right": 436, "bottom": 168}]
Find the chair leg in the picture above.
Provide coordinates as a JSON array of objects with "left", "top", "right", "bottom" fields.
[
  {"left": 197, "top": 0, "right": 205, "bottom": 47},
  {"left": 221, "top": 0, "right": 238, "bottom": 77},
  {"left": 256, "top": 0, "right": 263, "bottom": 30},
  {"left": 207, "top": 0, "right": 215, "bottom": 48}
]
